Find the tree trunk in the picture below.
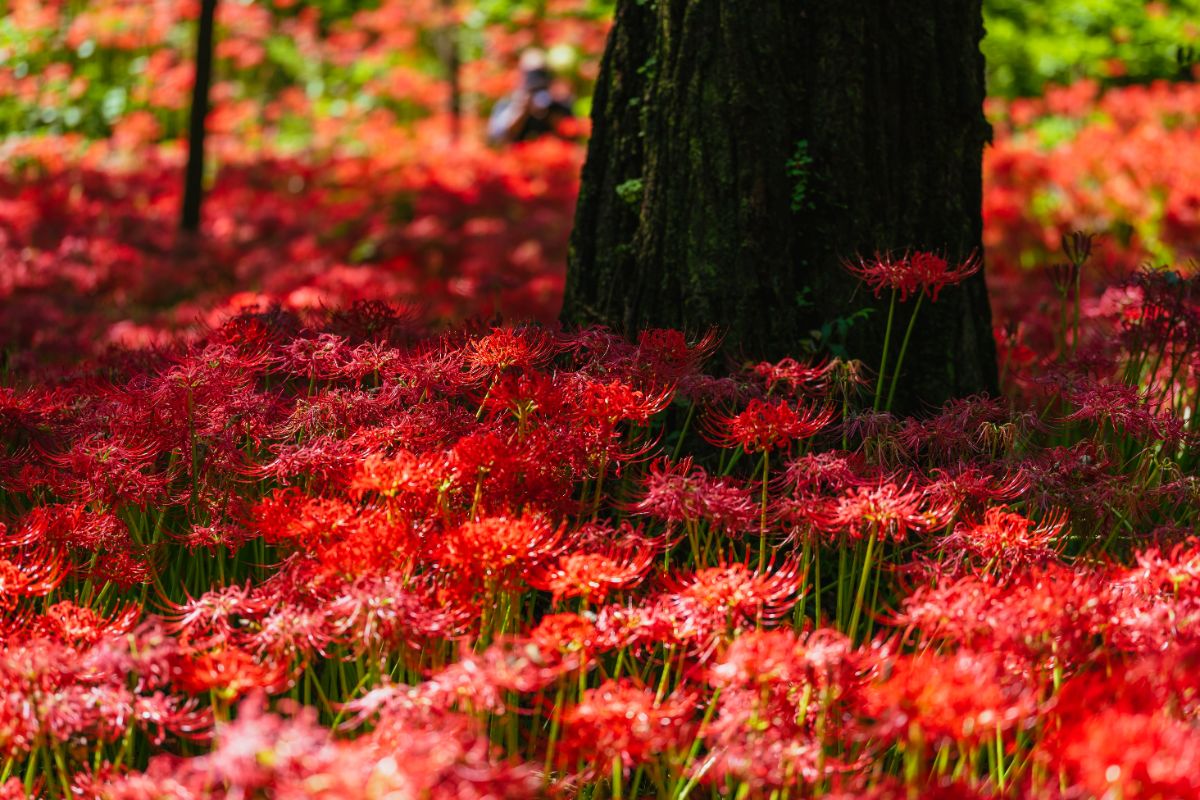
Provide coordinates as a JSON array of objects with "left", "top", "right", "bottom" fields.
[
  {"left": 181, "top": 0, "right": 217, "bottom": 234},
  {"left": 439, "top": 0, "right": 462, "bottom": 141},
  {"left": 564, "top": 0, "right": 998, "bottom": 411}
]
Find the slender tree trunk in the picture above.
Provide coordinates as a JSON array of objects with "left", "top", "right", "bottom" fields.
[
  {"left": 181, "top": 0, "right": 217, "bottom": 234},
  {"left": 439, "top": 0, "right": 462, "bottom": 141},
  {"left": 565, "top": 1, "right": 997, "bottom": 411}
]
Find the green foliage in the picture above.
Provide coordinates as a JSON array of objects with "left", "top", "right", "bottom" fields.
[
  {"left": 983, "top": 0, "right": 1200, "bottom": 97},
  {"left": 786, "top": 139, "right": 814, "bottom": 212},
  {"left": 795, "top": 287, "right": 874, "bottom": 359},
  {"left": 0, "top": 0, "right": 615, "bottom": 142},
  {"left": 615, "top": 177, "right": 644, "bottom": 207}
]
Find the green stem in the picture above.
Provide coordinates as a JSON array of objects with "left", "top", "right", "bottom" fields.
[
  {"left": 873, "top": 289, "right": 898, "bottom": 411},
  {"left": 671, "top": 402, "right": 696, "bottom": 462},
  {"left": 847, "top": 527, "right": 879, "bottom": 642},
  {"left": 757, "top": 450, "right": 770, "bottom": 572},
  {"left": 884, "top": 290, "right": 925, "bottom": 413}
]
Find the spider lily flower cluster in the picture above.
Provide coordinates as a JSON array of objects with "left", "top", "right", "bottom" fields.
[
  {"left": 0, "top": 6, "right": 1198, "bottom": 796},
  {"left": 2, "top": 245, "right": 1200, "bottom": 800}
]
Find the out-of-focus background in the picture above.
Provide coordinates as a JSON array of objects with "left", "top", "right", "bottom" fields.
[{"left": 0, "top": 0, "right": 1197, "bottom": 366}]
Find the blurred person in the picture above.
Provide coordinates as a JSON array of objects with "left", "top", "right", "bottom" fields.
[{"left": 488, "top": 49, "right": 575, "bottom": 145}]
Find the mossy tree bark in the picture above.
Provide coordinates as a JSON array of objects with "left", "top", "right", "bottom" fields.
[{"left": 564, "top": 0, "right": 998, "bottom": 411}]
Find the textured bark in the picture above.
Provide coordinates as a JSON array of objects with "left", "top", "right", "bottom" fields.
[{"left": 565, "top": 0, "right": 998, "bottom": 411}]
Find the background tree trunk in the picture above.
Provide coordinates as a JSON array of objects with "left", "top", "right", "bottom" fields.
[
  {"left": 438, "top": 0, "right": 462, "bottom": 141},
  {"left": 564, "top": 0, "right": 998, "bottom": 411},
  {"left": 181, "top": 0, "right": 217, "bottom": 234}
]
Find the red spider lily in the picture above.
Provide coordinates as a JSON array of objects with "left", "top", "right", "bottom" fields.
[
  {"left": 274, "top": 386, "right": 409, "bottom": 440},
  {"left": 1042, "top": 696, "right": 1200, "bottom": 800},
  {"left": 1, "top": 622, "right": 206, "bottom": 759},
  {"left": 559, "top": 680, "right": 697, "bottom": 772},
  {"left": 418, "top": 638, "right": 577, "bottom": 712},
  {"left": 779, "top": 451, "right": 875, "bottom": 497},
  {"left": 161, "top": 583, "right": 273, "bottom": 650},
  {"left": 2, "top": 33, "right": 1200, "bottom": 797},
  {"left": 38, "top": 432, "right": 170, "bottom": 506},
  {"left": 527, "top": 545, "right": 656, "bottom": 604},
  {"left": 1060, "top": 376, "right": 1187, "bottom": 445},
  {"left": 0, "top": 777, "right": 29, "bottom": 798},
  {"left": 658, "top": 559, "right": 805, "bottom": 631},
  {"left": 254, "top": 435, "right": 375, "bottom": 488},
  {"left": 843, "top": 250, "right": 981, "bottom": 302},
  {"left": 479, "top": 369, "right": 570, "bottom": 424},
  {"left": 703, "top": 629, "right": 867, "bottom": 791},
  {"left": 896, "top": 394, "right": 1031, "bottom": 461},
  {"left": 823, "top": 480, "right": 956, "bottom": 542},
  {"left": 708, "top": 627, "right": 860, "bottom": 694},
  {"left": 895, "top": 563, "right": 1112, "bottom": 667},
  {"left": 702, "top": 397, "right": 834, "bottom": 453},
  {"left": 824, "top": 778, "right": 993, "bottom": 799},
  {"left": 865, "top": 648, "right": 1041, "bottom": 748},
  {"left": 0, "top": 543, "right": 65, "bottom": 614},
  {"left": 572, "top": 376, "right": 674, "bottom": 427},
  {"left": 367, "top": 705, "right": 545, "bottom": 799},
  {"left": 906, "top": 251, "right": 982, "bottom": 301},
  {"left": 249, "top": 489, "right": 421, "bottom": 576},
  {"left": 632, "top": 456, "right": 758, "bottom": 534},
  {"left": 15, "top": 503, "right": 133, "bottom": 555},
  {"left": 842, "top": 409, "right": 902, "bottom": 455},
  {"left": 274, "top": 332, "right": 355, "bottom": 381},
  {"left": 246, "top": 602, "right": 336, "bottom": 660},
  {"left": 30, "top": 600, "right": 139, "bottom": 646},
  {"left": 1101, "top": 546, "right": 1200, "bottom": 653},
  {"left": 449, "top": 429, "right": 580, "bottom": 514},
  {"left": 678, "top": 372, "right": 746, "bottom": 406},
  {"left": 133, "top": 693, "right": 215, "bottom": 746},
  {"left": 749, "top": 356, "right": 834, "bottom": 397},
  {"left": 320, "top": 581, "right": 465, "bottom": 656},
  {"left": 463, "top": 325, "right": 556, "bottom": 379},
  {"left": 1014, "top": 440, "right": 1128, "bottom": 519},
  {"left": 527, "top": 612, "right": 601, "bottom": 665},
  {"left": 635, "top": 326, "right": 721, "bottom": 382},
  {"left": 571, "top": 518, "right": 663, "bottom": 551},
  {"left": 439, "top": 512, "right": 568, "bottom": 586},
  {"left": 324, "top": 300, "right": 424, "bottom": 345},
  {"left": 939, "top": 505, "right": 1067, "bottom": 572},
  {"left": 1127, "top": 538, "right": 1200, "bottom": 598},
  {"left": 923, "top": 465, "right": 1029, "bottom": 510},
  {"left": 174, "top": 646, "right": 294, "bottom": 701},
  {"left": 98, "top": 696, "right": 542, "bottom": 800}
]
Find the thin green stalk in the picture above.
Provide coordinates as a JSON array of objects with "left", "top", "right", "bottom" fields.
[
  {"left": 672, "top": 688, "right": 722, "bottom": 799},
  {"left": 757, "top": 451, "right": 770, "bottom": 571},
  {"left": 873, "top": 289, "right": 898, "bottom": 411},
  {"left": 794, "top": 534, "right": 812, "bottom": 627},
  {"left": 884, "top": 290, "right": 925, "bottom": 413},
  {"left": 836, "top": 538, "right": 851, "bottom": 630},
  {"left": 1070, "top": 269, "right": 1082, "bottom": 359},
  {"left": 993, "top": 724, "right": 1007, "bottom": 792},
  {"left": 592, "top": 455, "right": 609, "bottom": 521},
  {"left": 847, "top": 528, "right": 879, "bottom": 642},
  {"left": 671, "top": 402, "right": 696, "bottom": 462},
  {"left": 544, "top": 681, "right": 566, "bottom": 777}
]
